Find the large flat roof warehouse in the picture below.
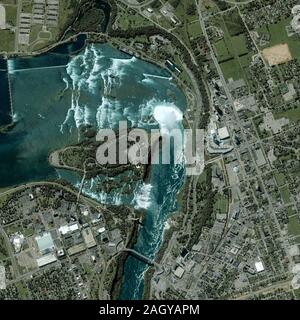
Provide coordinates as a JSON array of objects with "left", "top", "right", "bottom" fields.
[
  {"left": 255, "top": 260, "right": 265, "bottom": 273},
  {"left": 59, "top": 223, "right": 79, "bottom": 235},
  {"left": 36, "top": 253, "right": 57, "bottom": 268},
  {"left": 35, "top": 232, "right": 55, "bottom": 254},
  {"left": 218, "top": 127, "right": 230, "bottom": 140},
  {"left": 0, "top": 4, "right": 6, "bottom": 30}
]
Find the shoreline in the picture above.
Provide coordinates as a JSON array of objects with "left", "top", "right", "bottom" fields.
[
  {"left": 1, "top": 34, "right": 193, "bottom": 300},
  {"left": 110, "top": 215, "right": 143, "bottom": 299}
]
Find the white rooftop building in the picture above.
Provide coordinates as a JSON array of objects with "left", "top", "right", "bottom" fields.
[
  {"left": 35, "top": 232, "right": 55, "bottom": 254},
  {"left": 0, "top": 4, "right": 6, "bottom": 30},
  {"left": 59, "top": 223, "right": 79, "bottom": 235},
  {"left": 174, "top": 266, "right": 185, "bottom": 279},
  {"left": 98, "top": 227, "right": 106, "bottom": 234},
  {"left": 254, "top": 259, "right": 265, "bottom": 273},
  {"left": 36, "top": 252, "right": 57, "bottom": 267},
  {"left": 218, "top": 127, "right": 230, "bottom": 140}
]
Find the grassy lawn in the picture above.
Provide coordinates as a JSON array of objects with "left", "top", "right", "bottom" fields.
[
  {"left": 15, "top": 281, "right": 29, "bottom": 299},
  {"left": 29, "top": 25, "right": 42, "bottom": 44},
  {"left": 294, "top": 288, "right": 300, "bottom": 299},
  {"left": 211, "top": 11, "right": 251, "bottom": 82},
  {"left": 4, "top": 5, "right": 17, "bottom": 26},
  {"left": 274, "top": 172, "right": 286, "bottom": 187},
  {"left": 288, "top": 215, "right": 300, "bottom": 237},
  {"left": 22, "top": 227, "right": 34, "bottom": 237},
  {"left": 174, "top": 0, "right": 197, "bottom": 23},
  {"left": 214, "top": 34, "right": 249, "bottom": 61},
  {"left": 187, "top": 20, "right": 202, "bottom": 38},
  {"left": 287, "top": 206, "right": 297, "bottom": 217},
  {"left": 118, "top": 10, "right": 153, "bottom": 30},
  {"left": 220, "top": 58, "right": 244, "bottom": 81},
  {"left": 239, "top": 52, "right": 254, "bottom": 80},
  {"left": 214, "top": 39, "right": 232, "bottom": 61},
  {"left": 195, "top": 167, "right": 208, "bottom": 185},
  {"left": 214, "top": 194, "right": 229, "bottom": 214},
  {"left": 0, "top": 235, "right": 8, "bottom": 261},
  {"left": 231, "top": 34, "right": 249, "bottom": 56},
  {"left": 0, "top": 0, "right": 16, "bottom": 4},
  {"left": 58, "top": 0, "right": 77, "bottom": 33},
  {"left": 280, "top": 186, "right": 291, "bottom": 204},
  {"left": 39, "top": 32, "right": 51, "bottom": 40},
  {"left": 202, "top": 0, "right": 220, "bottom": 15},
  {"left": 21, "top": 2, "right": 33, "bottom": 14},
  {"left": 274, "top": 106, "right": 300, "bottom": 122},
  {"left": 0, "top": 30, "right": 15, "bottom": 52},
  {"left": 222, "top": 8, "right": 246, "bottom": 36},
  {"left": 4, "top": 223, "right": 22, "bottom": 237}
]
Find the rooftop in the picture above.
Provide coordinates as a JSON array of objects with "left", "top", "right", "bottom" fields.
[{"left": 35, "top": 232, "right": 54, "bottom": 254}]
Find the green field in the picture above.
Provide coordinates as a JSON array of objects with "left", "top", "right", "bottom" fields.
[
  {"left": 222, "top": 8, "right": 246, "bottom": 36},
  {"left": 15, "top": 281, "right": 29, "bottom": 299},
  {"left": 0, "top": 235, "right": 8, "bottom": 261},
  {"left": 214, "top": 194, "right": 229, "bottom": 214},
  {"left": 214, "top": 33, "right": 249, "bottom": 60},
  {"left": 29, "top": 25, "right": 42, "bottom": 44},
  {"left": 294, "top": 288, "right": 300, "bottom": 299},
  {"left": 21, "top": 2, "right": 33, "bottom": 14},
  {"left": 280, "top": 186, "right": 291, "bottom": 204},
  {"left": 187, "top": 20, "right": 202, "bottom": 38},
  {"left": 239, "top": 52, "right": 254, "bottom": 80},
  {"left": 274, "top": 172, "right": 286, "bottom": 187},
  {"left": 4, "top": 5, "right": 17, "bottom": 26},
  {"left": 214, "top": 39, "right": 232, "bottom": 61},
  {"left": 288, "top": 215, "right": 300, "bottom": 237},
  {"left": 287, "top": 206, "right": 297, "bottom": 217},
  {"left": 117, "top": 10, "right": 152, "bottom": 30},
  {"left": 274, "top": 107, "right": 300, "bottom": 122},
  {"left": 220, "top": 58, "right": 245, "bottom": 81},
  {"left": 0, "top": 0, "right": 16, "bottom": 4},
  {"left": 231, "top": 34, "right": 249, "bottom": 56},
  {"left": 0, "top": 30, "right": 15, "bottom": 52},
  {"left": 211, "top": 10, "right": 251, "bottom": 82}
]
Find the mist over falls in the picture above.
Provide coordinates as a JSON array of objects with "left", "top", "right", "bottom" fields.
[{"left": 0, "top": 43, "right": 187, "bottom": 299}]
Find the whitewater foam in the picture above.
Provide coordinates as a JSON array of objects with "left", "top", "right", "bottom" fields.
[
  {"left": 133, "top": 183, "right": 153, "bottom": 210},
  {"left": 61, "top": 44, "right": 140, "bottom": 131},
  {"left": 153, "top": 102, "right": 183, "bottom": 135}
]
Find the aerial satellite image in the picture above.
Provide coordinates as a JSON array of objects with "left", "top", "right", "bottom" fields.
[{"left": 0, "top": 0, "right": 300, "bottom": 304}]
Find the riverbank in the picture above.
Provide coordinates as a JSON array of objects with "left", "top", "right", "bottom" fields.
[
  {"left": 110, "top": 217, "right": 142, "bottom": 299},
  {"left": 1, "top": 38, "right": 189, "bottom": 299},
  {"left": 142, "top": 175, "right": 191, "bottom": 299}
]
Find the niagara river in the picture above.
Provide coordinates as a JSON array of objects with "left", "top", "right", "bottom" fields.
[{"left": 0, "top": 40, "right": 187, "bottom": 299}]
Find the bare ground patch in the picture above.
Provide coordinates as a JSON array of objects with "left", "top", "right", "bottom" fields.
[{"left": 262, "top": 44, "right": 292, "bottom": 66}]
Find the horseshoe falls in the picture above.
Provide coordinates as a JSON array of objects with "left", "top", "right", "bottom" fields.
[{"left": 0, "top": 42, "right": 187, "bottom": 299}]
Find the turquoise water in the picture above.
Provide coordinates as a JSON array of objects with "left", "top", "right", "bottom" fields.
[{"left": 0, "top": 42, "right": 187, "bottom": 299}]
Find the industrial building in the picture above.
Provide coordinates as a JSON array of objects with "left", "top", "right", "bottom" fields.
[{"left": 35, "top": 232, "right": 55, "bottom": 254}]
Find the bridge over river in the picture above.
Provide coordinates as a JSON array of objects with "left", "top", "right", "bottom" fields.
[{"left": 121, "top": 248, "right": 164, "bottom": 275}]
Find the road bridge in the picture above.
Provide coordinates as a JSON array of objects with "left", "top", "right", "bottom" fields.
[{"left": 121, "top": 248, "right": 164, "bottom": 273}]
